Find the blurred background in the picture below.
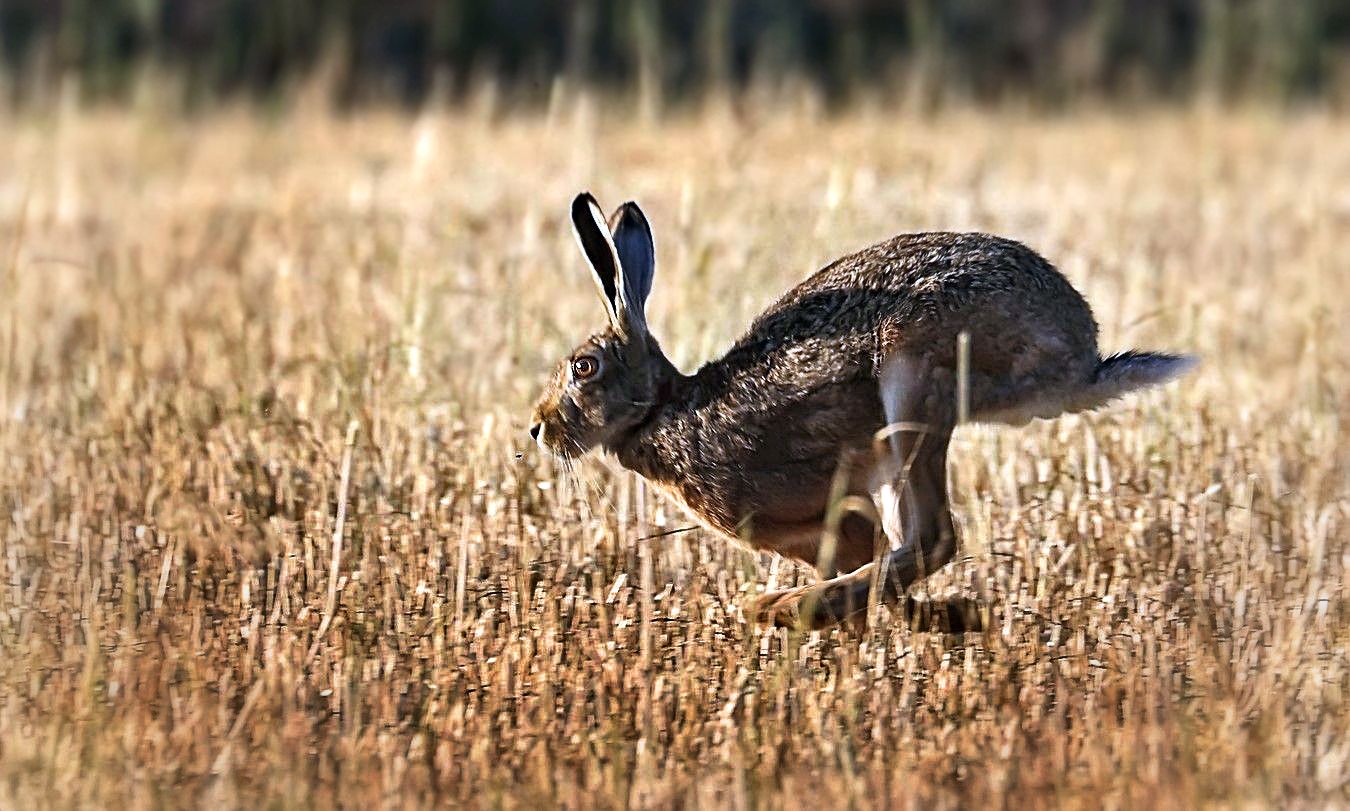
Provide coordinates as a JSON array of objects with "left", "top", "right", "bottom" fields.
[{"left": 2, "top": 0, "right": 1348, "bottom": 110}]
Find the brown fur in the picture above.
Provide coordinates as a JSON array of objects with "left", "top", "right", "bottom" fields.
[{"left": 531, "top": 193, "right": 1195, "bottom": 629}]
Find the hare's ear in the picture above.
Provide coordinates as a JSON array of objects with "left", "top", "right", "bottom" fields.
[
  {"left": 609, "top": 201, "right": 654, "bottom": 335},
  {"left": 570, "top": 192, "right": 623, "bottom": 331}
]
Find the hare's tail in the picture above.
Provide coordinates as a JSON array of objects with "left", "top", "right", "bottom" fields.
[
  {"left": 972, "top": 350, "right": 1196, "bottom": 425},
  {"left": 1068, "top": 350, "right": 1198, "bottom": 413}
]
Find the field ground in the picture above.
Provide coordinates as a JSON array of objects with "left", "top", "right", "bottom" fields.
[{"left": 0, "top": 103, "right": 1346, "bottom": 808}]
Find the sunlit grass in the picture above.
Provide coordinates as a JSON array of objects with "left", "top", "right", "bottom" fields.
[{"left": 0, "top": 103, "right": 1345, "bottom": 808}]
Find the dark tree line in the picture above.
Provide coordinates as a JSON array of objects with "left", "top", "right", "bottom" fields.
[{"left": 1, "top": 0, "right": 1345, "bottom": 107}]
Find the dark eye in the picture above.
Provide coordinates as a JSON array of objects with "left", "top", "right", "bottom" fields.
[{"left": 571, "top": 355, "right": 599, "bottom": 380}]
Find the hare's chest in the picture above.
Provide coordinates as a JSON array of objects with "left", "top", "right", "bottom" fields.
[{"left": 644, "top": 475, "right": 740, "bottom": 541}]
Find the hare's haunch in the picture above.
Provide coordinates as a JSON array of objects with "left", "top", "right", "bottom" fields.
[{"left": 530, "top": 192, "right": 1196, "bottom": 630}]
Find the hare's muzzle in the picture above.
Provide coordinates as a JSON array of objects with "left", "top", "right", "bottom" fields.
[{"left": 528, "top": 421, "right": 548, "bottom": 450}]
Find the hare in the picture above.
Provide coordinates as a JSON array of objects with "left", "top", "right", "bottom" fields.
[{"left": 530, "top": 192, "right": 1196, "bottom": 629}]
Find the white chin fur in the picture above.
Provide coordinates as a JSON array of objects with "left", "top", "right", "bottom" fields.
[{"left": 535, "top": 424, "right": 549, "bottom": 451}]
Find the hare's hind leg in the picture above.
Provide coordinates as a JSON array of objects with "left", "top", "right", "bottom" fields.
[
  {"left": 855, "top": 357, "right": 983, "bottom": 631},
  {"left": 753, "top": 354, "right": 970, "bottom": 630},
  {"left": 868, "top": 353, "right": 958, "bottom": 589}
]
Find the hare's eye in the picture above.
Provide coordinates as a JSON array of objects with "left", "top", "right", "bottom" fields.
[{"left": 571, "top": 356, "right": 599, "bottom": 380}]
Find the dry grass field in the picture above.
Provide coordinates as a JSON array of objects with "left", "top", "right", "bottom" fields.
[{"left": 0, "top": 101, "right": 1346, "bottom": 809}]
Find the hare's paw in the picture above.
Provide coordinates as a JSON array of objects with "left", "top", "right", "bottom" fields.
[
  {"left": 749, "top": 587, "right": 804, "bottom": 628},
  {"left": 749, "top": 583, "right": 848, "bottom": 630}
]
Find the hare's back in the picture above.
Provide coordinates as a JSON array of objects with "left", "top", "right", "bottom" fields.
[
  {"left": 742, "top": 231, "right": 1098, "bottom": 369},
  {"left": 780, "top": 232, "right": 1090, "bottom": 318}
]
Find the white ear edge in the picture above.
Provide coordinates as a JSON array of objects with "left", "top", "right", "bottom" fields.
[{"left": 569, "top": 194, "right": 625, "bottom": 330}]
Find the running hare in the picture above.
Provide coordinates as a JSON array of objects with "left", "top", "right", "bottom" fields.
[{"left": 530, "top": 192, "right": 1196, "bottom": 629}]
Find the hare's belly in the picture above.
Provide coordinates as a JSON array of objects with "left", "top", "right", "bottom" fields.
[{"left": 638, "top": 378, "right": 885, "bottom": 560}]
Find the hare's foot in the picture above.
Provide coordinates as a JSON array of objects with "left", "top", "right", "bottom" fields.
[
  {"left": 752, "top": 583, "right": 988, "bottom": 632},
  {"left": 750, "top": 579, "right": 867, "bottom": 630},
  {"left": 749, "top": 585, "right": 809, "bottom": 628}
]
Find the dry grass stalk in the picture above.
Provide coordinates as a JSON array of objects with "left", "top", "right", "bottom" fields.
[{"left": 0, "top": 104, "right": 1345, "bottom": 809}]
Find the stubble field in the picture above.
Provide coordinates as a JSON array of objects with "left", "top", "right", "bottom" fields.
[{"left": 0, "top": 102, "right": 1346, "bottom": 808}]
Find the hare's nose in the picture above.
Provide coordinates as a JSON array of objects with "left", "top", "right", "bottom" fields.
[{"left": 528, "top": 423, "right": 542, "bottom": 441}]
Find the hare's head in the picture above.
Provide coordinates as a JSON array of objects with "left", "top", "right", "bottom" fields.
[{"left": 530, "top": 193, "right": 674, "bottom": 461}]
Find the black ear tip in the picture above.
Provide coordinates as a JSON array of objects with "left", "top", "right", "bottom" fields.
[
  {"left": 571, "top": 191, "right": 599, "bottom": 217},
  {"left": 613, "top": 201, "right": 650, "bottom": 232}
]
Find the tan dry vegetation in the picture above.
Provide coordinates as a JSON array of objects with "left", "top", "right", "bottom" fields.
[{"left": 0, "top": 104, "right": 1346, "bottom": 809}]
